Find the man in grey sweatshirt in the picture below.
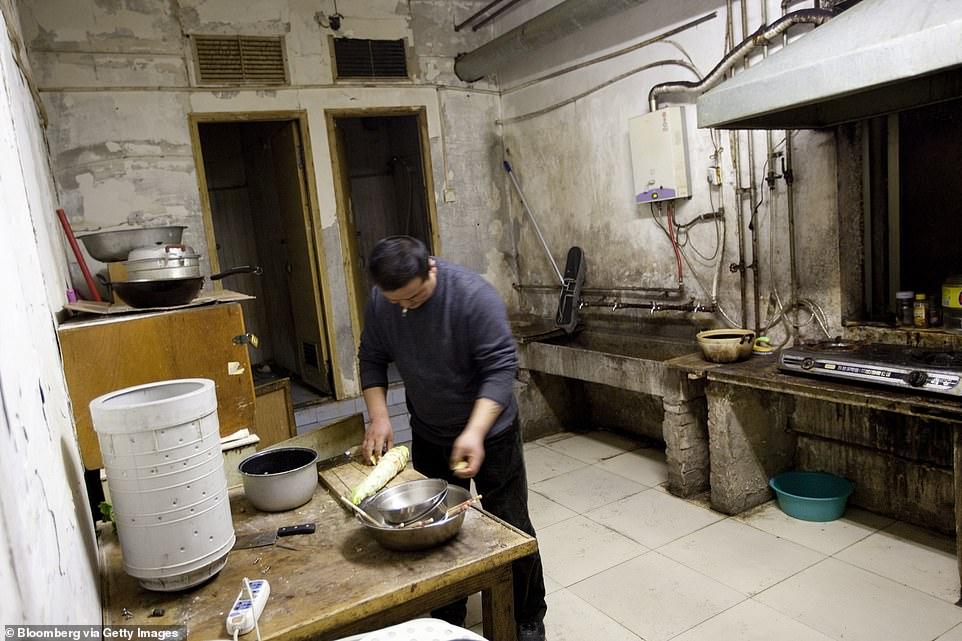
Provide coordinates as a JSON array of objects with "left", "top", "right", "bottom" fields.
[{"left": 358, "top": 235, "right": 547, "bottom": 641}]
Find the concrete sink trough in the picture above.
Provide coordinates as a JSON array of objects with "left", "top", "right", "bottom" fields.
[
  {"left": 514, "top": 323, "right": 710, "bottom": 497},
  {"left": 517, "top": 329, "right": 699, "bottom": 399}
]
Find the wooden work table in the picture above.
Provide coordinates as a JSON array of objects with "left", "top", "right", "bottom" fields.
[{"left": 100, "top": 464, "right": 537, "bottom": 640}]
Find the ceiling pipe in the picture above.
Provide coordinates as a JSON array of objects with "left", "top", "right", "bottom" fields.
[
  {"left": 472, "top": 0, "right": 526, "bottom": 32},
  {"left": 648, "top": 8, "right": 834, "bottom": 111},
  {"left": 455, "top": 0, "right": 651, "bottom": 83},
  {"left": 455, "top": 0, "right": 513, "bottom": 32}
]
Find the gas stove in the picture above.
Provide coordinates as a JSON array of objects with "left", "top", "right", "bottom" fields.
[{"left": 778, "top": 341, "right": 962, "bottom": 397}]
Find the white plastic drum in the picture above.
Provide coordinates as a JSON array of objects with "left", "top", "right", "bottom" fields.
[{"left": 90, "top": 379, "right": 235, "bottom": 591}]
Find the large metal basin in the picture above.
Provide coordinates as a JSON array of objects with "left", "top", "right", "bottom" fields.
[{"left": 517, "top": 328, "right": 700, "bottom": 399}]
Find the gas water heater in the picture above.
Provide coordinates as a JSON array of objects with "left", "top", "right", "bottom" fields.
[{"left": 628, "top": 106, "right": 692, "bottom": 204}]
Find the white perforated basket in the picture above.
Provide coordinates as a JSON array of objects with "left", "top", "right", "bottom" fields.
[{"left": 91, "top": 379, "right": 235, "bottom": 591}]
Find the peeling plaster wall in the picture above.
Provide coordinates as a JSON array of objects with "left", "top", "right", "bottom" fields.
[
  {"left": 497, "top": 0, "right": 842, "bottom": 342},
  {"left": 0, "top": 2, "right": 99, "bottom": 624},
  {"left": 19, "top": 0, "right": 509, "bottom": 397}
]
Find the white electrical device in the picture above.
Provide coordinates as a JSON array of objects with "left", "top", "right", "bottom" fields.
[
  {"left": 628, "top": 106, "right": 692, "bottom": 204},
  {"left": 226, "top": 578, "right": 270, "bottom": 636}
]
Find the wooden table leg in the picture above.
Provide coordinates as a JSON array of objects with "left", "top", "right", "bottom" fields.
[
  {"left": 953, "top": 423, "right": 962, "bottom": 606},
  {"left": 482, "top": 564, "right": 516, "bottom": 641}
]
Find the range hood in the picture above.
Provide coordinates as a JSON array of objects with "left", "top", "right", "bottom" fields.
[{"left": 697, "top": 0, "right": 962, "bottom": 129}]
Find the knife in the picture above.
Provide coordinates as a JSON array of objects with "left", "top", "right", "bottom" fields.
[{"left": 233, "top": 522, "right": 316, "bottom": 549}]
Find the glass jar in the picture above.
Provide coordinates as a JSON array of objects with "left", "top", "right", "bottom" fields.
[
  {"left": 896, "top": 291, "right": 915, "bottom": 327},
  {"left": 914, "top": 293, "right": 930, "bottom": 328}
]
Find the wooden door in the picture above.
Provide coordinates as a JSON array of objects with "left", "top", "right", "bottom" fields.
[
  {"left": 271, "top": 122, "right": 332, "bottom": 394},
  {"left": 332, "top": 118, "right": 371, "bottom": 321}
]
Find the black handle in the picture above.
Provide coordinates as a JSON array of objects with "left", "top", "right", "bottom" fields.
[
  {"left": 277, "top": 522, "right": 316, "bottom": 537},
  {"left": 210, "top": 265, "right": 263, "bottom": 281}
]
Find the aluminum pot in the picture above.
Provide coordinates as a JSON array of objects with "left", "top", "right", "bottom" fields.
[
  {"left": 77, "top": 226, "right": 187, "bottom": 262},
  {"left": 239, "top": 447, "right": 318, "bottom": 512},
  {"left": 124, "top": 244, "right": 201, "bottom": 281},
  {"left": 696, "top": 328, "right": 755, "bottom": 363}
]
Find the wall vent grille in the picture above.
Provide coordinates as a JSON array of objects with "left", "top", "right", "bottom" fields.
[
  {"left": 333, "top": 38, "right": 408, "bottom": 79},
  {"left": 193, "top": 35, "right": 288, "bottom": 85}
]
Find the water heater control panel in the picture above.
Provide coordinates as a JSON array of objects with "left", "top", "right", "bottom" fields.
[{"left": 628, "top": 106, "right": 692, "bottom": 204}]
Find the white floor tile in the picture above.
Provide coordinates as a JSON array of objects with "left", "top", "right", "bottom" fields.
[
  {"left": 585, "top": 488, "right": 724, "bottom": 548},
  {"left": 523, "top": 445, "right": 588, "bottom": 484},
  {"left": 595, "top": 447, "right": 668, "bottom": 487},
  {"left": 540, "top": 431, "right": 637, "bottom": 463},
  {"left": 465, "top": 591, "right": 481, "bottom": 627},
  {"left": 836, "top": 521, "right": 960, "bottom": 603},
  {"left": 528, "top": 490, "right": 577, "bottom": 530},
  {"left": 938, "top": 623, "right": 962, "bottom": 641},
  {"left": 671, "top": 599, "right": 835, "bottom": 641},
  {"left": 530, "top": 465, "right": 646, "bottom": 514},
  {"left": 536, "top": 432, "right": 576, "bottom": 447},
  {"left": 544, "top": 589, "right": 643, "bottom": 641},
  {"left": 756, "top": 557, "right": 962, "bottom": 641},
  {"left": 736, "top": 501, "right": 894, "bottom": 555},
  {"left": 538, "top": 515, "right": 647, "bottom": 586},
  {"left": 660, "top": 519, "right": 825, "bottom": 595},
  {"left": 544, "top": 574, "right": 563, "bottom": 595},
  {"left": 570, "top": 552, "right": 745, "bottom": 641}
]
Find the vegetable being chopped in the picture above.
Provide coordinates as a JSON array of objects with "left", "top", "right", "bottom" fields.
[{"left": 350, "top": 445, "right": 410, "bottom": 505}]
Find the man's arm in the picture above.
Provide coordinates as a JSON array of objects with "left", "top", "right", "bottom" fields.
[
  {"left": 361, "top": 386, "right": 394, "bottom": 463},
  {"left": 358, "top": 297, "right": 395, "bottom": 463},
  {"left": 450, "top": 397, "right": 502, "bottom": 478},
  {"left": 451, "top": 282, "right": 517, "bottom": 478}
]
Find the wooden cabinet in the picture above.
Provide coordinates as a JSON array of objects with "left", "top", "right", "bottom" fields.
[{"left": 58, "top": 303, "right": 255, "bottom": 469}]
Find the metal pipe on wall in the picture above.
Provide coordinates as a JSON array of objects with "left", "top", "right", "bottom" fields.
[
  {"left": 727, "top": 2, "right": 749, "bottom": 328},
  {"left": 454, "top": 0, "right": 513, "bottom": 32},
  {"left": 513, "top": 283, "right": 686, "bottom": 297},
  {"left": 783, "top": 1, "right": 802, "bottom": 341},
  {"left": 472, "top": 0, "right": 526, "bottom": 31},
  {"left": 742, "top": 0, "right": 762, "bottom": 334},
  {"left": 454, "top": 0, "right": 650, "bottom": 82},
  {"left": 647, "top": 8, "right": 833, "bottom": 111}
]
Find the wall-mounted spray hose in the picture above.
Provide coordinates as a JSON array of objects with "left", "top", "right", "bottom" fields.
[{"left": 647, "top": 8, "right": 834, "bottom": 112}]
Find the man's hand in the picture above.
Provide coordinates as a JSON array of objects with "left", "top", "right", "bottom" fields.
[
  {"left": 362, "top": 416, "right": 394, "bottom": 464},
  {"left": 450, "top": 429, "right": 485, "bottom": 479}
]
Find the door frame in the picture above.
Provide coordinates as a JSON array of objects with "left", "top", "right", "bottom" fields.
[
  {"left": 324, "top": 106, "right": 442, "bottom": 350},
  {"left": 188, "top": 110, "right": 343, "bottom": 399}
]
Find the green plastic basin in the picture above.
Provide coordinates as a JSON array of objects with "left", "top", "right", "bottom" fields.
[{"left": 769, "top": 471, "right": 854, "bottom": 522}]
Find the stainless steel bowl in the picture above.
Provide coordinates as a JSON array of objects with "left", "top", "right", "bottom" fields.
[
  {"left": 362, "top": 479, "right": 448, "bottom": 524},
  {"left": 239, "top": 447, "right": 318, "bottom": 512},
  {"left": 77, "top": 226, "right": 187, "bottom": 262},
  {"left": 358, "top": 484, "right": 470, "bottom": 551}
]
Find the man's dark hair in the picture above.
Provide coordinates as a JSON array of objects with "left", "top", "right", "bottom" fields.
[{"left": 368, "top": 235, "right": 430, "bottom": 290}]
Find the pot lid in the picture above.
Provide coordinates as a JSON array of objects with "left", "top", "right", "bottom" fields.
[{"left": 127, "top": 244, "right": 199, "bottom": 262}]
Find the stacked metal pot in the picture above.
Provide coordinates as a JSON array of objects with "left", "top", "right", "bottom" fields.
[
  {"left": 125, "top": 244, "right": 202, "bottom": 280},
  {"left": 77, "top": 226, "right": 259, "bottom": 308}
]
